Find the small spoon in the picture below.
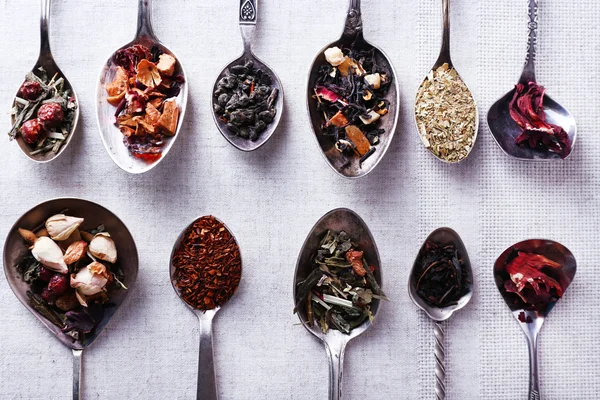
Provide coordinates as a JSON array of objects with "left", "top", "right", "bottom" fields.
[
  {"left": 211, "top": 0, "right": 284, "bottom": 152},
  {"left": 408, "top": 228, "right": 473, "bottom": 400},
  {"left": 487, "top": 0, "right": 576, "bottom": 160},
  {"left": 306, "top": 0, "right": 399, "bottom": 178},
  {"left": 3, "top": 198, "right": 139, "bottom": 399},
  {"left": 414, "top": 0, "right": 478, "bottom": 164},
  {"left": 493, "top": 239, "right": 576, "bottom": 400},
  {"left": 170, "top": 216, "right": 242, "bottom": 400},
  {"left": 294, "top": 208, "right": 383, "bottom": 400},
  {"left": 96, "top": 0, "right": 188, "bottom": 173},
  {"left": 9, "top": 0, "right": 80, "bottom": 163}
]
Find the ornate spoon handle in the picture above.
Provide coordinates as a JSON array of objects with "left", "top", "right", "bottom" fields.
[
  {"left": 520, "top": 0, "right": 538, "bottom": 83},
  {"left": 239, "top": 0, "right": 257, "bottom": 54},
  {"left": 434, "top": 322, "right": 446, "bottom": 400},
  {"left": 343, "top": 0, "right": 363, "bottom": 39},
  {"left": 72, "top": 349, "right": 83, "bottom": 400}
]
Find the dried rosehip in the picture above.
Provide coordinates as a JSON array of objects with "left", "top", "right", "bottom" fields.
[
  {"left": 20, "top": 118, "right": 45, "bottom": 144},
  {"left": 41, "top": 288, "right": 56, "bottom": 304},
  {"left": 18, "top": 81, "right": 42, "bottom": 100},
  {"left": 38, "top": 266, "right": 54, "bottom": 282},
  {"left": 37, "top": 103, "right": 64, "bottom": 127},
  {"left": 48, "top": 273, "right": 69, "bottom": 295}
]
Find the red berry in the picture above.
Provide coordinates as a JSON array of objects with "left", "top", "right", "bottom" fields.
[
  {"left": 41, "top": 288, "right": 56, "bottom": 304},
  {"left": 48, "top": 273, "right": 69, "bottom": 295},
  {"left": 37, "top": 103, "right": 64, "bottom": 127},
  {"left": 18, "top": 81, "right": 42, "bottom": 101},
  {"left": 20, "top": 118, "right": 45, "bottom": 144},
  {"left": 38, "top": 266, "right": 54, "bottom": 282}
]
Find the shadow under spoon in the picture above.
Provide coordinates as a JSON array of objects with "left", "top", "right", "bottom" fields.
[
  {"left": 211, "top": 0, "right": 284, "bottom": 152},
  {"left": 9, "top": 0, "right": 80, "bottom": 163},
  {"left": 306, "top": 0, "right": 399, "bottom": 178},
  {"left": 95, "top": 0, "right": 188, "bottom": 174},
  {"left": 487, "top": 0, "right": 576, "bottom": 160}
]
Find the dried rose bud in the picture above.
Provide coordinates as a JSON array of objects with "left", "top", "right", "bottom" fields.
[
  {"left": 37, "top": 103, "right": 64, "bottom": 127},
  {"left": 20, "top": 118, "right": 45, "bottom": 144},
  {"left": 18, "top": 81, "right": 42, "bottom": 100}
]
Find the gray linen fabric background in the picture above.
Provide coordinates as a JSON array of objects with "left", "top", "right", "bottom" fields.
[{"left": 0, "top": 0, "right": 598, "bottom": 399}]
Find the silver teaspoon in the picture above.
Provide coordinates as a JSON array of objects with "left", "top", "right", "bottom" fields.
[
  {"left": 95, "top": 0, "right": 188, "bottom": 173},
  {"left": 493, "top": 240, "right": 576, "bottom": 400},
  {"left": 170, "top": 216, "right": 242, "bottom": 400},
  {"left": 211, "top": 0, "right": 284, "bottom": 151},
  {"left": 306, "top": 0, "right": 399, "bottom": 178},
  {"left": 408, "top": 228, "right": 474, "bottom": 400},
  {"left": 414, "top": 0, "right": 478, "bottom": 164},
  {"left": 9, "top": 0, "right": 80, "bottom": 163},
  {"left": 294, "top": 208, "right": 384, "bottom": 400},
  {"left": 487, "top": 0, "right": 576, "bottom": 160}
]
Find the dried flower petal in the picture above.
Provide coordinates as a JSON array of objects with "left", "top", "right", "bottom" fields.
[
  {"left": 89, "top": 233, "right": 117, "bottom": 264},
  {"left": 31, "top": 236, "right": 68, "bottom": 274},
  {"left": 136, "top": 59, "right": 162, "bottom": 89},
  {"left": 45, "top": 214, "right": 84, "bottom": 241}
]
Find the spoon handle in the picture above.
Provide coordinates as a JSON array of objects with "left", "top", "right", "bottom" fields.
[
  {"left": 520, "top": 0, "right": 538, "bottom": 83},
  {"left": 197, "top": 313, "right": 218, "bottom": 400},
  {"left": 39, "top": 0, "right": 51, "bottom": 57},
  {"left": 434, "top": 322, "right": 446, "bottom": 400},
  {"left": 239, "top": 0, "right": 257, "bottom": 54},
  {"left": 439, "top": 0, "right": 451, "bottom": 62},
  {"left": 343, "top": 0, "right": 363, "bottom": 39},
  {"left": 136, "top": 0, "right": 156, "bottom": 39},
  {"left": 72, "top": 349, "right": 83, "bottom": 400},
  {"left": 526, "top": 333, "right": 541, "bottom": 400},
  {"left": 325, "top": 339, "right": 347, "bottom": 400}
]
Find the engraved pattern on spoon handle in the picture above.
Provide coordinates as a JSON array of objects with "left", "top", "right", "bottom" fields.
[
  {"left": 39, "top": 0, "right": 51, "bottom": 57},
  {"left": 197, "top": 314, "right": 218, "bottom": 400},
  {"left": 521, "top": 0, "right": 538, "bottom": 83},
  {"left": 343, "top": 0, "right": 363, "bottom": 38},
  {"left": 72, "top": 349, "right": 82, "bottom": 400},
  {"left": 240, "top": 0, "right": 257, "bottom": 25},
  {"left": 434, "top": 322, "right": 446, "bottom": 400}
]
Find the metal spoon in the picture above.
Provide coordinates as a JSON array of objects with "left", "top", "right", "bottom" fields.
[
  {"left": 3, "top": 198, "right": 139, "bottom": 399},
  {"left": 294, "top": 208, "right": 384, "bottom": 400},
  {"left": 493, "top": 239, "right": 576, "bottom": 400},
  {"left": 414, "top": 0, "right": 478, "bottom": 164},
  {"left": 408, "top": 228, "right": 473, "bottom": 400},
  {"left": 9, "top": 0, "right": 80, "bottom": 163},
  {"left": 170, "top": 216, "right": 242, "bottom": 400},
  {"left": 95, "top": 0, "right": 188, "bottom": 173},
  {"left": 487, "top": 0, "right": 576, "bottom": 160},
  {"left": 306, "top": 0, "right": 399, "bottom": 178},
  {"left": 211, "top": 0, "right": 284, "bottom": 152}
]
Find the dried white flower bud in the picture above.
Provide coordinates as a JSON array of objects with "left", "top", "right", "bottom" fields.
[
  {"left": 31, "top": 236, "right": 68, "bottom": 274},
  {"left": 324, "top": 47, "right": 346, "bottom": 67}
]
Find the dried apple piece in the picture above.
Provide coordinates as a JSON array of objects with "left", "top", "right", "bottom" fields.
[{"left": 157, "top": 99, "right": 179, "bottom": 135}]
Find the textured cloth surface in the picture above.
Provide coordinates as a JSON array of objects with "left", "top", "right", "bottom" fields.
[{"left": 0, "top": 0, "right": 598, "bottom": 399}]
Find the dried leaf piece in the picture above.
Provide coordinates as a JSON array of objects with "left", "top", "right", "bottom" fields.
[
  {"left": 345, "top": 125, "right": 371, "bottom": 156},
  {"left": 157, "top": 99, "right": 179, "bottom": 135},
  {"left": 136, "top": 59, "right": 162, "bottom": 89}
]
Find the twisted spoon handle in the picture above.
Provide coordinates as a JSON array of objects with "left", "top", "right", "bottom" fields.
[
  {"left": 520, "top": 0, "right": 538, "bottom": 83},
  {"left": 434, "top": 322, "right": 446, "bottom": 400}
]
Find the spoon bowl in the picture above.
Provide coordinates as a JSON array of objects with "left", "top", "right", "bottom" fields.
[
  {"left": 95, "top": 0, "right": 188, "bottom": 174},
  {"left": 294, "top": 208, "right": 382, "bottom": 399},
  {"left": 487, "top": 0, "right": 576, "bottom": 160},
  {"left": 10, "top": 0, "right": 80, "bottom": 163},
  {"left": 306, "top": 0, "right": 399, "bottom": 178},
  {"left": 170, "top": 215, "right": 242, "bottom": 400},
  {"left": 211, "top": 0, "right": 284, "bottom": 152}
]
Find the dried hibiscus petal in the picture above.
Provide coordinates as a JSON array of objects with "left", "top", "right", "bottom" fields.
[
  {"left": 315, "top": 86, "right": 342, "bottom": 103},
  {"left": 504, "top": 252, "right": 563, "bottom": 307}
]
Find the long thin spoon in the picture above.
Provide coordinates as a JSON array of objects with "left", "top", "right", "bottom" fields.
[
  {"left": 408, "top": 228, "right": 474, "bottom": 400},
  {"left": 9, "top": 0, "right": 80, "bottom": 163},
  {"left": 487, "top": 0, "right": 576, "bottom": 160},
  {"left": 95, "top": 0, "right": 188, "bottom": 173},
  {"left": 211, "top": 0, "right": 284, "bottom": 151}
]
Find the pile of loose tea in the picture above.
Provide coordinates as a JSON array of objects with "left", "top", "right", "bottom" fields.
[
  {"left": 294, "top": 230, "right": 388, "bottom": 334},
  {"left": 415, "top": 63, "right": 477, "bottom": 163},
  {"left": 413, "top": 240, "right": 470, "bottom": 308},
  {"left": 171, "top": 216, "right": 241, "bottom": 311},
  {"left": 509, "top": 81, "right": 571, "bottom": 158},
  {"left": 213, "top": 59, "right": 279, "bottom": 141}
]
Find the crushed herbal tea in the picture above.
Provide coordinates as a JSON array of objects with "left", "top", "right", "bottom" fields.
[
  {"left": 106, "top": 45, "right": 183, "bottom": 162},
  {"left": 294, "top": 230, "right": 388, "bottom": 334},
  {"left": 213, "top": 59, "right": 279, "bottom": 141},
  {"left": 171, "top": 217, "right": 241, "bottom": 311},
  {"left": 415, "top": 63, "right": 477, "bottom": 163},
  {"left": 312, "top": 46, "right": 392, "bottom": 165},
  {"left": 8, "top": 68, "right": 77, "bottom": 155},
  {"left": 413, "top": 240, "right": 470, "bottom": 308},
  {"left": 509, "top": 81, "right": 571, "bottom": 158}
]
